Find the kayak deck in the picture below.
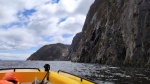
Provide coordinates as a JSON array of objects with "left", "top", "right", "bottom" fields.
[{"left": 0, "top": 68, "right": 95, "bottom": 84}]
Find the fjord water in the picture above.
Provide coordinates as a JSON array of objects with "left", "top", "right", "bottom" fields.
[{"left": 0, "top": 61, "right": 150, "bottom": 84}]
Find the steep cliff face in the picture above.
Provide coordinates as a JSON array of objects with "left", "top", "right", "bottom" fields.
[
  {"left": 69, "top": 0, "right": 150, "bottom": 66},
  {"left": 27, "top": 43, "right": 70, "bottom": 61},
  {"left": 67, "top": 32, "right": 82, "bottom": 61}
]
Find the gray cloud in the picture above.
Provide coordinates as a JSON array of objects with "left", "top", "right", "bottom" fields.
[{"left": 0, "top": 0, "right": 94, "bottom": 60}]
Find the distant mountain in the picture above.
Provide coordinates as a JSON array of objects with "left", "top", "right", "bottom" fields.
[{"left": 27, "top": 43, "right": 70, "bottom": 61}]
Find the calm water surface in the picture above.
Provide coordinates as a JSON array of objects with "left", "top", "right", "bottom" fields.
[{"left": 0, "top": 61, "right": 150, "bottom": 84}]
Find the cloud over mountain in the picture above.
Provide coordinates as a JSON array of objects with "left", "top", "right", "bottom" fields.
[{"left": 0, "top": 0, "right": 94, "bottom": 60}]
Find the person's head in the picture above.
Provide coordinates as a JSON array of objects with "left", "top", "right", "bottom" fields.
[{"left": 2, "top": 72, "right": 18, "bottom": 84}]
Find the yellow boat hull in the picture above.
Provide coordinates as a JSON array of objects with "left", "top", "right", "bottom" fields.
[{"left": 0, "top": 68, "right": 94, "bottom": 84}]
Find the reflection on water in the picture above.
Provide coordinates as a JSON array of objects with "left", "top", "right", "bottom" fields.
[{"left": 0, "top": 61, "right": 150, "bottom": 84}]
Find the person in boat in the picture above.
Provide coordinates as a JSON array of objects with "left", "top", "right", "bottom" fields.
[{"left": 0, "top": 72, "right": 20, "bottom": 84}]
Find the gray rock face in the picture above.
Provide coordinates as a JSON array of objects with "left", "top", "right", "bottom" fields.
[
  {"left": 69, "top": 0, "right": 150, "bottom": 66},
  {"left": 67, "top": 32, "right": 82, "bottom": 61},
  {"left": 27, "top": 43, "right": 70, "bottom": 61}
]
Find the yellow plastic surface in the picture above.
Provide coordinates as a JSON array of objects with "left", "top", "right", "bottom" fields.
[{"left": 0, "top": 69, "right": 94, "bottom": 84}]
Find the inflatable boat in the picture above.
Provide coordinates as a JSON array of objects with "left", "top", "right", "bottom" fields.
[{"left": 0, "top": 64, "right": 95, "bottom": 84}]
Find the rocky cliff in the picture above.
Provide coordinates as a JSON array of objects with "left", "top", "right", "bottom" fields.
[
  {"left": 69, "top": 0, "right": 150, "bottom": 67},
  {"left": 27, "top": 43, "right": 70, "bottom": 61},
  {"left": 67, "top": 32, "right": 82, "bottom": 61}
]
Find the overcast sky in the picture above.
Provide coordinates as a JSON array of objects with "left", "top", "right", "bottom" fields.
[{"left": 0, "top": 0, "right": 94, "bottom": 60}]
